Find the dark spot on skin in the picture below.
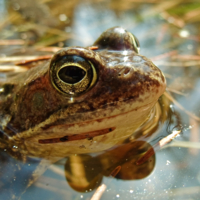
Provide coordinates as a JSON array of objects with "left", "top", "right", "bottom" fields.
[
  {"left": 60, "top": 136, "right": 68, "bottom": 142},
  {"left": 97, "top": 119, "right": 103, "bottom": 123}
]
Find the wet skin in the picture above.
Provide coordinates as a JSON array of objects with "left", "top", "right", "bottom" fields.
[{"left": 0, "top": 27, "right": 166, "bottom": 157}]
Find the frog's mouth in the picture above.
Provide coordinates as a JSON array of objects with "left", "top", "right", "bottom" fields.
[
  {"left": 38, "top": 127, "right": 115, "bottom": 144},
  {"left": 37, "top": 100, "right": 156, "bottom": 144}
]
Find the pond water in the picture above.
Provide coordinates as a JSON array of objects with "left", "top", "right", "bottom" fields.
[{"left": 0, "top": 0, "right": 200, "bottom": 200}]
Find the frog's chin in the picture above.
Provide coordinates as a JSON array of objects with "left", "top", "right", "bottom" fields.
[{"left": 19, "top": 100, "right": 158, "bottom": 157}]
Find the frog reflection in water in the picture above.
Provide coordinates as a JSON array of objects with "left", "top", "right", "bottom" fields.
[{"left": 0, "top": 27, "right": 166, "bottom": 158}]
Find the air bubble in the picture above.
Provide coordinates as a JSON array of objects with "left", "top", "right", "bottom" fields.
[{"left": 12, "top": 145, "right": 19, "bottom": 152}]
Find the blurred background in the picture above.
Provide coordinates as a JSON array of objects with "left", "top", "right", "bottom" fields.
[{"left": 1, "top": 0, "right": 200, "bottom": 199}]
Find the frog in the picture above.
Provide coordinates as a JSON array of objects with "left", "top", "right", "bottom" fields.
[{"left": 0, "top": 26, "right": 166, "bottom": 158}]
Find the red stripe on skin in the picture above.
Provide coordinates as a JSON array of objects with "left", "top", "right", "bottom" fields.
[{"left": 38, "top": 127, "right": 115, "bottom": 144}]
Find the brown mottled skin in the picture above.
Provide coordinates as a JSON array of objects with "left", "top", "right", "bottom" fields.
[{"left": 0, "top": 27, "right": 166, "bottom": 157}]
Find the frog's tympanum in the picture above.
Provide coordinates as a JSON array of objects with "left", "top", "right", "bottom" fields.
[{"left": 0, "top": 27, "right": 166, "bottom": 157}]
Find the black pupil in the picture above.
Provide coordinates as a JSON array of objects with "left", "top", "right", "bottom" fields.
[{"left": 58, "top": 66, "right": 86, "bottom": 84}]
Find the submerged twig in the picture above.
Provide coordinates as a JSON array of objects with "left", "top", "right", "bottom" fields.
[
  {"left": 15, "top": 55, "right": 52, "bottom": 65},
  {"left": 90, "top": 184, "right": 107, "bottom": 200},
  {"left": 0, "top": 55, "right": 52, "bottom": 64},
  {"left": 151, "top": 50, "right": 178, "bottom": 61},
  {"left": 155, "top": 60, "right": 200, "bottom": 67},
  {"left": 0, "top": 65, "right": 28, "bottom": 72},
  {"left": 136, "top": 130, "right": 181, "bottom": 165},
  {"left": 164, "top": 92, "right": 200, "bottom": 121},
  {"left": 0, "top": 39, "right": 25, "bottom": 45},
  {"left": 166, "top": 87, "right": 188, "bottom": 97},
  {"left": 167, "top": 141, "right": 200, "bottom": 149},
  {"left": 90, "top": 166, "right": 121, "bottom": 200}
]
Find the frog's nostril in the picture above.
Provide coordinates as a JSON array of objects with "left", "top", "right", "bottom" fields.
[
  {"left": 118, "top": 67, "right": 131, "bottom": 77},
  {"left": 58, "top": 66, "right": 86, "bottom": 84}
]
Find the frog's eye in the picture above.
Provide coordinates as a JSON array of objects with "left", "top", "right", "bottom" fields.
[
  {"left": 93, "top": 27, "right": 140, "bottom": 53},
  {"left": 50, "top": 55, "right": 97, "bottom": 96}
]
